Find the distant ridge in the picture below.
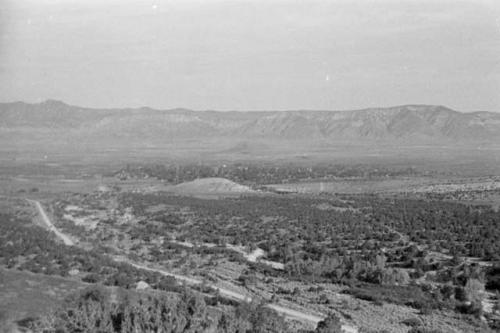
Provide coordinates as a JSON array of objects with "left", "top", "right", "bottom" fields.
[{"left": 1, "top": 101, "right": 499, "bottom": 149}]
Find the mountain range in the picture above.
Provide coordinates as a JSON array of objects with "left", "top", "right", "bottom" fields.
[{"left": 1, "top": 100, "right": 499, "bottom": 152}]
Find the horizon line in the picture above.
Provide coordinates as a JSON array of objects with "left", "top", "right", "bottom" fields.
[{"left": 1, "top": 99, "right": 497, "bottom": 114}]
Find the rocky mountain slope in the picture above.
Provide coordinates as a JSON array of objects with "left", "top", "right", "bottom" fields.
[{"left": 1, "top": 100, "right": 499, "bottom": 147}]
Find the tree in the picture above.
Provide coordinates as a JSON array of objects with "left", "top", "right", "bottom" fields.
[
  {"left": 315, "top": 314, "right": 342, "bottom": 333},
  {"left": 494, "top": 291, "right": 500, "bottom": 314},
  {"left": 29, "top": 285, "right": 220, "bottom": 333},
  {"left": 464, "top": 278, "right": 485, "bottom": 305},
  {"left": 249, "top": 303, "right": 288, "bottom": 333},
  {"left": 216, "top": 312, "right": 238, "bottom": 333}
]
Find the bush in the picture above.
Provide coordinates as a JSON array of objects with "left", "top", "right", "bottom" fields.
[
  {"left": 315, "top": 314, "right": 342, "bottom": 333},
  {"left": 344, "top": 284, "right": 443, "bottom": 310},
  {"left": 30, "top": 287, "right": 217, "bottom": 333},
  {"left": 455, "top": 301, "right": 483, "bottom": 318},
  {"left": 401, "top": 317, "right": 423, "bottom": 327},
  {"left": 157, "top": 275, "right": 178, "bottom": 291},
  {"left": 318, "top": 293, "right": 330, "bottom": 304},
  {"left": 407, "top": 328, "right": 444, "bottom": 333},
  {"left": 82, "top": 273, "right": 101, "bottom": 283},
  {"left": 105, "top": 272, "right": 134, "bottom": 288}
]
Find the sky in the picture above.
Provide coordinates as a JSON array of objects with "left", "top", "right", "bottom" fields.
[{"left": 1, "top": 0, "right": 499, "bottom": 111}]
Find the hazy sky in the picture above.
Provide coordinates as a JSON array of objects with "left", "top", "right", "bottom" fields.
[{"left": 1, "top": 0, "right": 499, "bottom": 111}]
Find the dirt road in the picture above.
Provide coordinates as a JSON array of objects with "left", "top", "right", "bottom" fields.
[
  {"left": 125, "top": 261, "right": 358, "bottom": 333},
  {"left": 30, "top": 199, "right": 358, "bottom": 332},
  {"left": 117, "top": 258, "right": 333, "bottom": 324},
  {"left": 27, "top": 199, "right": 74, "bottom": 246}
]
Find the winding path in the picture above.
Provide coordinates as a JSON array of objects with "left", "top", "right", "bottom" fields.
[
  {"left": 27, "top": 199, "right": 74, "bottom": 246},
  {"left": 29, "top": 199, "right": 357, "bottom": 332},
  {"left": 116, "top": 258, "right": 340, "bottom": 327}
]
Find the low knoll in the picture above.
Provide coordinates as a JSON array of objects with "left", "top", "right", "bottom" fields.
[{"left": 171, "top": 177, "right": 254, "bottom": 194}]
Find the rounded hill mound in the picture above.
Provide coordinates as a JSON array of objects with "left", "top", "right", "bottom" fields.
[{"left": 172, "top": 177, "right": 254, "bottom": 194}]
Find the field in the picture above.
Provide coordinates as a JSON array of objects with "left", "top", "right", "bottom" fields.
[
  {"left": 266, "top": 176, "right": 500, "bottom": 195},
  {"left": 1, "top": 158, "right": 499, "bottom": 333}
]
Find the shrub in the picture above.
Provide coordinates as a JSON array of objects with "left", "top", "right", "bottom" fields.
[
  {"left": 455, "top": 301, "right": 483, "bottom": 318},
  {"left": 82, "top": 273, "right": 101, "bottom": 283},
  {"left": 315, "top": 314, "right": 342, "bottom": 333},
  {"left": 30, "top": 287, "right": 216, "bottom": 333},
  {"left": 407, "top": 328, "right": 444, "bottom": 333},
  {"left": 105, "top": 272, "right": 134, "bottom": 288},
  {"left": 401, "top": 317, "right": 423, "bottom": 327},
  {"left": 344, "top": 284, "right": 443, "bottom": 310}
]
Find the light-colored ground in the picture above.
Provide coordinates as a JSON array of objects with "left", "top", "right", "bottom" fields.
[
  {"left": 27, "top": 199, "right": 74, "bottom": 246},
  {"left": 267, "top": 176, "right": 500, "bottom": 195},
  {"left": 28, "top": 198, "right": 359, "bottom": 333},
  {"left": 169, "top": 177, "right": 255, "bottom": 194},
  {"left": 28, "top": 194, "right": 496, "bottom": 333},
  {"left": 226, "top": 244, "right": 285, "bottom": 270}
]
